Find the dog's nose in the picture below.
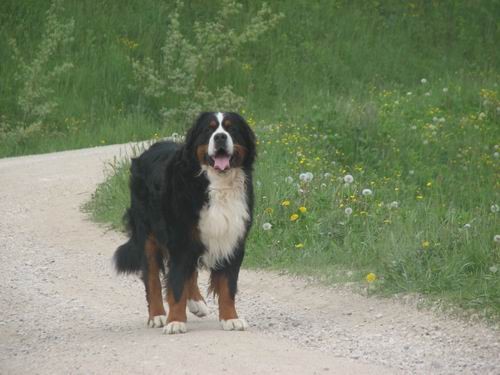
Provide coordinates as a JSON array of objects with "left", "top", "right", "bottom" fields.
[{"left": 214, "top": 133, "right": 227, "bottom": 143}]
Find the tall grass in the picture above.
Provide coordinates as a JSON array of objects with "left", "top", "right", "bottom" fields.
[{"left": 1, "top": 1, "right": 498, "bottom": 156}]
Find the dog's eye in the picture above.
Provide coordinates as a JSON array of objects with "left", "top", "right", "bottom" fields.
[
  {"left": 223, "top": 120, "right": 232, "bottom": 128},
  {"left": 209, "top": 121, "right": 218, "bottom": 130}
]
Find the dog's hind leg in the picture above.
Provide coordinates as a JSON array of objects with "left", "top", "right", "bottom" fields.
[
  {"left": 143, "top": 236, "right": 167, "bottom": 328},
  {"left": 187, "top": 271, "right": 209, "bottom": 318}
]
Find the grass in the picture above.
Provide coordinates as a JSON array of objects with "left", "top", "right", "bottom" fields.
[{"left": 3, "top": 1, "right": 500, "bottom": 317}]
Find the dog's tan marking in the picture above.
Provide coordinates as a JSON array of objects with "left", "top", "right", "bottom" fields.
[
  {"left": 210, "top": 273, "right": 238, "bottom": 321},
  {"left": 144, "top": 236, "right": 166, "bottom": 319}
]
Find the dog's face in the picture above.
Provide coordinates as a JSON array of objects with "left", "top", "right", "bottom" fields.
[{"left": 186, "top": 112, "right": 256, "bottom": 172}]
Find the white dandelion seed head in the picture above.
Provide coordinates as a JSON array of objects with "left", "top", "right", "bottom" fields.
[
  {"left": 478, "top": 112, "right": 486, "bottom": 120},
  {"left": 407, "top": 92, "right": 412, "bottom": 96},
  {"left": 423, "top": 139, "right": 429, "bottom": 145},
  {"left": 285, "top": 176, "right": 294, "bottom": 184},
  {"left": 262, "top": 222, "right": 272, "bottom": 231},
  {"left": 321, "top": 183, "right": 327, "bottom": 188},
  {"left": 463, "top": 223, "right": 471, "bottom": 229},
  {"left": 298, "top": 188, "right": 305, "bottom": 194},
  {"left": 411, "top": 125, "right": 417, "bottom": 130},
  {"left": 299, "top": 172, "right": 313, "bottom": 182},
  {"left": 493, "top": 152, "right": 499, "bottom": 159},
  {"left": 432, "top": 116, "right": 438, "bottom": 123},
  {"left": 409, "top": 170, "right": 415, "bottom": 175},
  {"left": 439, "top": 117, "right": 446, "bottom": 123},
  {"left": 256, "top": 181, "right": 262, "bottom": 187},
  {"left": 491, "top": 204, "right": 500, "bottom": 213},
  {"left": 424, "top": 92, "right": 431, "bottom": 96},
  {"left": 494, "top": 144, "right": 499, "bottom": 150},
  {"left": 490, "top": 266, "right": 498, "bottom": 274},
  {"left": 344, "top": 207, "right": 353, "bottom": 216},
  {"left": 421, "top": 78, "right": 427, "bottom": 84},
  {"left": 389, "top": 201, "right": 399, "bottom": 209},
  {"left": 362, "top": 188, "right": 373, "bottom": 196},
  {"left": 323, "top": 172, "right": 332, "bottom": 179},
  {"left": 494, "top": 234, "right": 500, "bottom": 243},
  {"left": 443, "top": 87, "right": 448, "bottom": 93},
  {"left": 343, "top": 174, "right": 354, "bottom": 184}
]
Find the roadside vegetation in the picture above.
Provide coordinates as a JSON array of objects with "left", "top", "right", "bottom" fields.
[{"left": 3, "top": 1, "right": 499, "bottom": 318}]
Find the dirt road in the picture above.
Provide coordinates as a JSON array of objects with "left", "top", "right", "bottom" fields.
[{"left": 0, "top": 144, "right": 498, "bottom": 374}]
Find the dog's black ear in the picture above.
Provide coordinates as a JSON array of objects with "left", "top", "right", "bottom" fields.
[
  {"left": 232, "top": 112, "right": 257, "bottom": 169},
  {"left": 184, "top": 112, "right": 211, "bottom": 152}
]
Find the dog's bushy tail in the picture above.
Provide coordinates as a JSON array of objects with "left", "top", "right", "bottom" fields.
[{"left": 113, "top": 158, "right": 150, "bottom": 274}]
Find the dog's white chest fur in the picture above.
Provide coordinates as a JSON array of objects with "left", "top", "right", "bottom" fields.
[{"left": 198, "top": 168, "right": 249, "bottom": 269}]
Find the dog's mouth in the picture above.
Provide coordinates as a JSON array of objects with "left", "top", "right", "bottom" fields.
[{"left": 210, "top": 149, "right": 232, "bottom": 172}]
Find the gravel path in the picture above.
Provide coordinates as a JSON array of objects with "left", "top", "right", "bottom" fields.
[{"left": 0, "top": 144, "right": 498, "bottom": 374}]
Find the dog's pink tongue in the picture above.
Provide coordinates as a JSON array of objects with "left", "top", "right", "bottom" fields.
[{"left": 213, "top": 155, "right": 231, "bottom": 171}]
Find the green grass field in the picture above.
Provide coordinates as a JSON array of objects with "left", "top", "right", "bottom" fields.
[{"left": 3, "top": 1, "right": 499, "bottom": 318}]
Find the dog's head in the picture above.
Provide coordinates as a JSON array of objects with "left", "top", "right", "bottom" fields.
[{"left": 185, "top": 112, "right": 256, "bottom": 172}]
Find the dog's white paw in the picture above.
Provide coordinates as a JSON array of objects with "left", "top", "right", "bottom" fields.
[
  {"left": 220, "top": 318, "right": 248, "bottom": 331},
  {"left": 147, "top": 315, "right": 167, "bottom": 328},
  {"left": 187, "top": 299, "right": 209, "bottom": 318},
  {"left": 163, "top": 321, "right": 187, "bottom": 335}
]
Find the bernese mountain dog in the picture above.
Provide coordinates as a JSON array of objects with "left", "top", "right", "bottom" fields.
[{"left": 114, "top": 112, "right": 256, "bottom": 334}]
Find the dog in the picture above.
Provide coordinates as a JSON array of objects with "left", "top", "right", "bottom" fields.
[{"left": 114, "top": 112, "right": 256, "bottom": 334}]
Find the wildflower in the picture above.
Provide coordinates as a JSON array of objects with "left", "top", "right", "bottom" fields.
[
  {"left": 494, "top": 152, "right": 499, "bottom": 159},
  {"left": 491, "top": 204, "right": 500, "bottom": 213},
  {"left": 478, "top": 112, "right": 486, "bottom": 120},
  {"left": 421, "top": 78, "right": 427, "bottom": 84},
  {"left": 344, "top": 207, "right": 353, "bottom": 216},
  {"left": 295, "top": 243, "right": 304, "bottom": 248},
  {"left": 422, "top": 240, "right": 430, "bottom": 249},
  {"left": 281, "top": 200, "right": 290, "bottom": 207},
  {"left": 323, "top": 172, "right": 332, "bottom": 179},
  {"left": 463, "top": 223, "right": 471, "bottom": 229},
  {"left": 343, "top": 174, "right": 354, "bottom": 184},
  {"left": 262, "top": 222, "right": 272, "bottom": 231},
  {"left": 362, "top": 188, "right": 373, "bottom": 196},
  {"left": 409, "top": 170, "right": 415, "bottom": 175},
  {"left": 299, "top": 172, "right": 313, "bottom": 182},
  {"left": 285, "top": 176, "right": 294, "bottom": 184},
  {"left": 290, "top": 213, "right": 299, "bottom": 222},
  {"left": 490, "top": 266, "right": 498, "bottom": 274},
  {"left": 264, "top": 207, "right": 274, "bottom": 214},
  {"left": 389, "top": 201, "right": 399, "bottom": 209},
  {"left": 299, "top": 206, "right": 307, "bottom": 213},
  {"left": 424, "top": 92, "right": 431, "bottom": 97},
  {"left": 426, "top": 181, "right": 432, "bottom": 187},
  {"left": 494, "top": 235, "right": 500, "bottom": 243},
  {"left": 416, "top": 195, "right": 424, "bottom": 200},
  {"left": 406, "top": 92, "right": 412, "bottom": 96},
  {"left": 443, "top": 87, "right": 448, "bottom": 93},
  {"left": 366, "top": 273, "right": 377, "bottom": 283}
]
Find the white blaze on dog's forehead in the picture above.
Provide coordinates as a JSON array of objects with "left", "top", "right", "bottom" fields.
[{"left": 216, "top": 112, "right": 224, "bottom": 124}]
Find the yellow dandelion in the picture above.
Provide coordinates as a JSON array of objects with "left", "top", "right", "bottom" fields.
[
  {"left": 295, "top": 243, "right": 304, "bottom": 248},
  {"left": 366, "top": 273, "right": 377, "bottom": 283},
  {"left": 290, "top": 213, "right": 299, "bottom": 222},
  {"left": 422, "top": 240, "right": 430, "bottom": 249},
  {"left": 426, "top": 181, "right": 432, "bottom": 187},
  {"left": 281, "top": 200, "right": 290, "bottom": 207},
  {"left": 264, "top": 207, "right": 274, "bottom": 214},
  {"left": 416, "top": 194, "right": 424, "bottom": 200},
  {"left": 299, "top": 206, "right": 307, "bottom": 213}
]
